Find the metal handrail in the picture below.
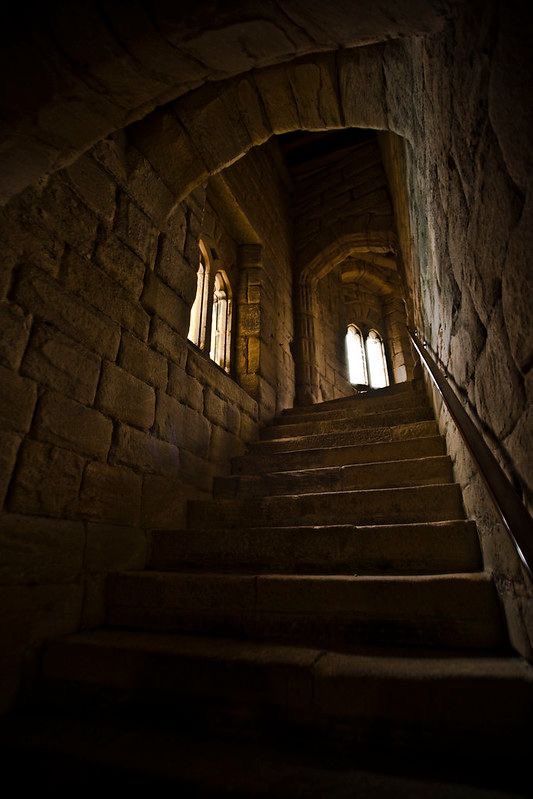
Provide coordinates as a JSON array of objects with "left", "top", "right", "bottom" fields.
[{"left": 408, "top": 328, "right": 533, "bottom": 580}]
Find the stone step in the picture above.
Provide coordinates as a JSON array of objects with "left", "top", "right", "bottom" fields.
[
  {"left": 262, "top": 405, "right": 435, "bottom": 440},
  {"left": 281, "top": 380, "right": 425, "bottom": 417},
  {"left": 4, "top": 700, "right": 530, "bottom": 796},
  {"left": 189, "top": 483, "right": 465, "bottom": 528},
  {"left": 233, "top": 436, "right": 446, "bottom": 474},
  {"left": 149, "top": 521, "right": 482, "bottom": 575},
  {"left": 106, "top": 572, "right": 506, "bottom": 650},
  {"left": 216, "top": 455, "right": 453, "bottom": 497},
  {"left": 41, "top": 631, "right": 532, "bottom": 751},
  {"left": 250, "top": 420, "right": 439, "bottom": 454},
  {"left": 276, "top": 395, "right": 431, "bottom": 425}
]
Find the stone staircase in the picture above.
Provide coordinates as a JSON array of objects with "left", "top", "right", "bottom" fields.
[{"left": 5, "top": 380, "right": 533, "bottom": 794}]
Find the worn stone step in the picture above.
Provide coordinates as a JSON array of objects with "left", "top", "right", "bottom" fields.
[
  {"left": 149, "top": 521, "right": 481, "bottom": 575},
  {"left": 251, "top": 420, "right": 439, "bottom": 454},
  {"left": 282, "top": 381, "right": 425, "bottom": 417},
  {"left": 233, "top": 436, "right": 446, "bottom": 475},
  {"left": 189, "top": 483, "right": 465, "bottom": 528},
  {"left": 263, "top": 406, "right": 434, "bottom": 440},
  {"left": 277, "top": 395, "right": 431, "bottom": 425},
  {"left": 41, "top": 631, "right": 532, "bottom": 750},
  {"left": 217, "top": 455, "right": 453, "bottom": 498},
  {"left": 106, "top": 572, "right": 506, "bottom": 650}
]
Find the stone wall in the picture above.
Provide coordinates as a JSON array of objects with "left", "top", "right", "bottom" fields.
[
  {"left": 0, "top": 0, "right": 531, "bottom": 703},
  {"left": 315, "top": 263, "right": 413, "bottom": 401},
  {"left": 315, "top": 269, "right": 354, "bottom": 400},
  {"left": 0, "top": 128, "right": 292, "bottom": 710},
  {"left": 379, "top": 1, "right": 533, "bottom": 654},
  {"left": 216, "top": 140, "right": 295, "bottom": 416}
]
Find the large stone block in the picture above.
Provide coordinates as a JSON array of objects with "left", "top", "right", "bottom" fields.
[
  {"left": 63, "top": 249, "right": 150, "bottom": 341},
  {"left": 21, "top": 323, "right": 101, "bottom": 405},
  {"left": 239, "top": 303, "right": 261, "bottom": 336},
  {"left": 95, "top": 232, "right": 147, "bottom": 299},
  {"left": 157, "top": 247, "right": 198, "bottom": 307},
  {"left": 179, "top": 449, "right": 214, "bottom": 493},
  {"left": 203, "top": 387, "right": 227, "bottom": 429},
  {"left": 35, "top": 390, "right": 113, "bottom": 461},
  {"left": 123, "top": 144, "right": 176, "bottom": 227},
  {"left": 474, "top": 308, "right": 525, "bottom": 439},
  {"left": 0, "top": 514, "right": 85, "bottom": 584},
  {"left": 14, "top": 265, "right": 120, "bottom": 360},
  {"left": 142, "top": 474, "right": 189, "bottom": 529},
  {"left": 40, "top": 179, "right": 98, "bottom": 257},
  {"left": 65, "top": 153, "right": 116, "bottom": 223},
  {"left": 0, "top": 303, "right": 32, "bottom": 370},
  {"left": 92, "top": 135, "right": 127, "bottom": 184},
  {"left": 128, "top": 110, "right": 209, "bottom": 203},
  {"left": 338, "top": 45, "right": 388, "bottom": 130},
  {"left": 0, "top": 199, "right": 64, "bottom": 278},
  {"left": 114, "top": 424, "right": 180, "bottom": 476},
  {"left": 503, "top": 403, "right": 533, "bottom": 500},
  {"left": 0, "top": 366, "right": 37, "bottom": 434},
  {"left": 0, "top": 432, "right": 21, "bottom": 507},
  {"left": 240, "top": 373, "right": 276, "bottom": 419},
  {"left": 115, "top": 192, "right": 159, "bottom": 267},
  {"left": 254, "top": 65, "right": 300, "bottom": 134},
  {"left": 167, "top": 362, "right": 204, "bottom": 412},
  {"left": 80, "top": 463, "right": 142, "bottom": 525},
  {"left": 120, "top": 332, "right": 168, "bottom": 390},
  {"left": 204, "top": 388, "right": 240, "bottom": 435},
  {"left": 176, "top": 76, "right": 269, "bottom": 172},
  {"left": 150, "top": 317, "right": 188, "bottom": 367},
  {"left": 501, "top": 201, "right": 533, "bottom": 372},
  {"left": 10, "top": 440, "right": 85, "bottom": 518},
  {"left": 142, "top": 272, "right": 190, "bottom": 335},
  {"left": 183, "top": 204, "right": 204, "bottom": 267},
  {"left": 97, "top": 362, "right": 155, "bottom": 429},
  {"left": 161, "top": 204, "right": 187, "bottom": 259},
  {"left": 186, "top": 347, "right": 259, "bottom": 418},
  {"left": 239, "top": 412, "right": 259, "bottom": 443},
  {"left": 209, "top": 425, "right": 245, "bottom": 465},
  {"left": 155, "top": 391, "right": 211, "bottom": 458},
  {"left": 85, "top": 522, "right": 147, "bottom": 572},
  {"left": 0, "top": 248, "right": 15, "bottom": 301},
  {"left": 286, "top": 57, "right": 342, "bottom": 130}
]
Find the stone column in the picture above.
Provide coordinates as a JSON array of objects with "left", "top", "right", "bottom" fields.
[
  {"left": 235, "top": 245, "right": 276, "bottom": 418},
  {"left": 383, "top": 295, "right": 416, "bottom": 382},
  {"left": 294, "top": 279, "right": 321, "bottom": 406}
]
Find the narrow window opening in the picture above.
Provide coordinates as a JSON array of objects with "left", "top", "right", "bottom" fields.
[
  {"left": 366, "top": 328, "right": 389, "bottom": 388},
  {"left": 346, "top": 324, "right": 368, "bottom": 386},
  {"left": 188, "top": 245, "right": 210, "bottom": 348},
  {"left": 210, "top": 270, "right": 232, "bottom": 372}
]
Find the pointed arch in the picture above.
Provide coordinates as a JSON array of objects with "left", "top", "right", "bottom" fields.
[
  {"left": 366, "top": 328, "right": 389, "bottom": 388},
  {"left": 346, "top": 324, "right": 368, "bottom": 386}
]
